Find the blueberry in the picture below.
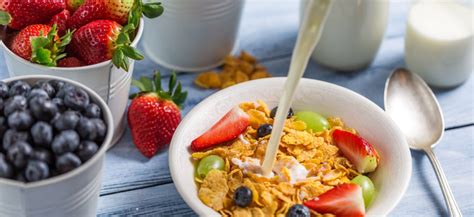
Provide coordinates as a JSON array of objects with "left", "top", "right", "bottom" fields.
[
  {"left": 2, "top": 130, "right": 29, "bottom": 150},
  {"left": 8, "top": 80, "right": 31, "bottom": 97},
  {"left": 7, "top": 141, "right": 33, "bottom": 169},
  {"left": 0, "top": 81, "right": 9, "bottom": 98},
  {"left": 64, "top": 87, "right": 89, "bottom": 111},
  {"left": 30, "top": 122, "right": 53, "bottom": 147},
  {"left": 29, "top": 97, "right": 58, "bottom": 121},
  {"left": 287, "top": 204, "right": 310, "bottom": 217},
  {"left": 0, "top": 98, "right": 4, "bottom": 113},
  {"left": 56, "top": 153, "right": 82, "bottom": 174},
  {"left": 4, "top": 95, "right": 27, "bottom": 116},
  {"left": 32, "top": 148, "right": 54, "bottom": 165},
  {"left": 0, "top": 117, "right": 7, "bottom": 143},
  {"left": 27, "top": 88, "right": 49, "bottom": 100},
  {"left": 33, "top": 81, "right": 56, "bottom": 98},
  {"left": 234, "top": 186, "right": 253, "bottom": 207},
  {"left": 76, "top": 118, "right": 97, "bottom": 141},
  {"left": 0, "top": 153, "right": 14, "bottom": 178},
  {"left": 91, "top": 118, "right": 106, "bottom": 142},
  {"left": 270, "top": 107, "right": 294, "bottom": 119},
  {"left": 52, "top": 98, "right": 66, "bottom": 112},
  {"left": 76, "top": 141, "right": 98, "bottom": 162},
  {"left": 51, "top": 130, "right": 80, "bottom": 154},
  {"left": 84, "top": 103, "right": 101, "bottom": 119},
  {"left": 24, "top": 160, "right": 49, "bottom": 182},
  {"left": 8, "top": 110, "right": 34, "bottom": 130},
  {"left": 56, "top": 83, "right": 75, "bottom": 99},
  {"left": 48, "top": 80, "right": 66, "bottom": 93},
  {"left": 53, "top": 111, "right": 81, "bottom": 131},
  {"left": 257, "top": 124, "right": 272, "bottom": 138}
]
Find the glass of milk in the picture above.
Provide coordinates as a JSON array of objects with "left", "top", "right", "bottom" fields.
[{"left": 405, "top": 1, "right": 473, "bottom": 88}]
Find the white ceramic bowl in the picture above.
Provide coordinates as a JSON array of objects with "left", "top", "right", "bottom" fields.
[
  {"left": 0, "top": 19, "right": 144, "bottom": 146},
  {"left": 169, "top": 77, "right": 412, "bottom": 216},
  {"left": 0, "top": 75, "right": 114, "bottom": 217}
]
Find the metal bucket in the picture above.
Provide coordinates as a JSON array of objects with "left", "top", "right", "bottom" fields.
[
  {"left": 0, "top": 75, "right": 114, "bottom": 217},
  {"left": 0, "top": 19, "right": 144, "bottom": 146},
  {"left": 142, "top": 0, "right": 244, "bottom": 72}
]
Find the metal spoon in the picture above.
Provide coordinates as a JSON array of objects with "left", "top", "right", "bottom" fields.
[{"left": 384, "top": 68, "right": 462, "bottom": 217}]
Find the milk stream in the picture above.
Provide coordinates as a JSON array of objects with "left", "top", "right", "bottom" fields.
[{"left": 261, "top": 0, "right": 333, "bottom": 176}]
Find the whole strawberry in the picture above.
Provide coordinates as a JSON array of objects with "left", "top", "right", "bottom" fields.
[
  {"left": 49, "top": 9, "right": 71, "bottom": 36},
  {"left": 128, "top": 72, "right": 187, "bottom": 158},
  {"left": 9, "top": 24, "right": 73, "bottom": 66},
  {"left": 0, "top": 0, "right": 65, "bottom": 30}
]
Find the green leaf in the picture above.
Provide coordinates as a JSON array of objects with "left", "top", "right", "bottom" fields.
[
  {"left": 142, "top": 3, "right": 164, "bottom": 19},
  {"left": 154, "top": 71, "right": 162, "bottom": 91},
  {"left": 116, "top": 32, "right": 130, "bottom": 45},
  {"left": 33, "top": 48, "right": 54, "bottom": 66},
  {"left": 112, "top": 48, "right": 124, "bottom": 69},
  {"left": 121, "top": 57, "right": 130, "bottom": 72},
  {"left": 139, "top": 76, "right": 154, "bottom": 92},
  {"left": 59, "top": 30, "right": 74, "bottom": 48},
  {"left": 0, "top": 11, "right": 12, "bottom": 25},
  {"left": 131, "top": 80, "right": 146, "bottom": 92},
  {"left": 122, "top": 46, "right": 144, "bottom": 60},
  {"left": 168, "top": 72, "right": 177, "bottom": 94}
]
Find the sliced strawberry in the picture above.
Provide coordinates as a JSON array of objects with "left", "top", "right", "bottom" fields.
[
  {"left": 304, "top": 183, "right": 365, "bottom": 217},
  {"left": 191, "top": 107, "right": 250, "bottom": 152},
  {"left": 332, "top": 129, "right": 379, "bottom": 173}
]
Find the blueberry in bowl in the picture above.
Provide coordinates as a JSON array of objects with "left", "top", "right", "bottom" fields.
[
  {"left": 0, "top": 75, "right": 113, "bottom": 216},
  {"left": 0, "top": 76, "right": 111, "bottom": 183}
]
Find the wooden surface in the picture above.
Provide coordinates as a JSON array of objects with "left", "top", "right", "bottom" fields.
[{"left": 1, "top": 1, "right": 473, "bottom": 216}]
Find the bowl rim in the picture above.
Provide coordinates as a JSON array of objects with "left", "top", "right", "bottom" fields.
[
  {"left": 0, "top": 19, "right": 144, "bottom": 71},
  {"left": 169, "top": 77, "right": 412, "bottom": 216},
  {"left": 0, "top": 75, "right": 114, "bottom": 189}
]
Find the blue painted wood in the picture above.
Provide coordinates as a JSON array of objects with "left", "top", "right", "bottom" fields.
[{"left": 0, "top": 0, "right": 472, "bottom": 216}]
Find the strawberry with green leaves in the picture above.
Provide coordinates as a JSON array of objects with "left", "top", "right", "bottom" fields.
[
  {"left": 0, "top": 0, "right": 66, "bottom": 30},
  {"left": 68, "top": 0, "right": 163, "bottom": 29},
  {"left": 128, "top": 72, "right": 187, "bottom": 158},
  {"left": 9, "top": 24, "right": 73, "bottom": 67}
]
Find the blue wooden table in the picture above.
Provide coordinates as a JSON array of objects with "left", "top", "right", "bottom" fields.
[{"left": 1, "top": 1, "right": 473, "bottom": 216}]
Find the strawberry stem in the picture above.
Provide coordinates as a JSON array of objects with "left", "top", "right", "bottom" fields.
[
  {"left": 130, "top": 71, "right": 188, "bottom": 108},
  {"left": 0, "top": 11, "right": 11, "bottom": 25},
  {"left": 31, "top": 24, "right": 74, "bottom": 67}
]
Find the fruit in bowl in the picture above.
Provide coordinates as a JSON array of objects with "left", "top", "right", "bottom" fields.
[
  {"left": 169, "top": 78, "right": 412, "bottom": 216},
  {"left": 0, "top": 78, "right": 108, "bottom": 182},
  {"left": 0, "top": 0, "right": 164, "bottom": 71}
]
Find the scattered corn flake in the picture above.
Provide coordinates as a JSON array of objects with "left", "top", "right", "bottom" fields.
[
  {"left": 250, "top": 207, "right": 265, "bottom": 217},
  {"left": 194, "top": 51, "right": 272, "bottom": 89},
  {"left": 232, "top": 208, "right": 252, "bottom": 217},
  {"left": 247, "top": 109, "right": 270, "bottom": 129}
]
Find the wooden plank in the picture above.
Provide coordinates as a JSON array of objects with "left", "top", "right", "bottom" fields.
[{"left": 97, "top": 126, "right": 474, "bottom": 216}]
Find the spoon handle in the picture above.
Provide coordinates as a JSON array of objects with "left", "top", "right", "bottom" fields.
[{"left": 423, "top": 147, "right": 463, "bottom": 217}]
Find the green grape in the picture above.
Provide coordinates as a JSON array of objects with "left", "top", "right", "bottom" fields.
[
  {"left": 295, "top": 111, "right": 329, "bottom": 132},
  {"left": 351, "top": 175, "right": 376, "bottom": 207},
  {"left": 196, "top": 155, "right": 225, "bottom": 179}
]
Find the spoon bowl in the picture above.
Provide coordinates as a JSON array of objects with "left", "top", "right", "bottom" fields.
[
  {"left": 384, "top": 68, "right": 444, "bottom": 150},
  {"left": 384, "top": 68, "right": 462, "bottom": 217}
]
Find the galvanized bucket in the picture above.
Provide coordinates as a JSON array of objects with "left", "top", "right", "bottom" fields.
[
  {"left": 0, "top": 19, "right": 144, "bottom": 146},
  {"left": 0, "top": 75, "right": 114, "bottom": 217}
]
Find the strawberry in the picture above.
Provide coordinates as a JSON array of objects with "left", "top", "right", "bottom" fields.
[
  {"left": 49, "top": 9, "right": 71, "bottom": 36},
  {"left": 304, "top": 183, "right": 365, "bottom": 217},
  {"left": 0, "top": 0, "right": 65, "bottom": 30},
  {"left": 58, "top": 57, "right": 84, "bottom": 67},
  {"left": 191, "top": 107, "right": 250, "bottom": 152},
  {"left": 66, "top": 0, "right": 84, "bottom": 12},
  {"left": 67, "top": 0, "right": 163, "bottom": 30},
  {"left": 128, "top": 72, "right": 188, "bottom": 158},
  {"left": 69, "top": 19, "right": 143, "bottom": 68},
  {"left": 67, "top": 0, "right": 133, "bottom": 29},
  {"left": 9, "top": 24, "right": 73, "bottom": 66},
  {"left": 332, "top": 129, "right": 380, "bottom": 173}
]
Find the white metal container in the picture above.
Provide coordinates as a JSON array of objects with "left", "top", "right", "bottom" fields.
[
  {"left": 0, "top": 75, "right": 114, "bottom": 217},
  {"left": 300, "top": 0, "right": 389, "bottom": 71},
  {"left": 142, "top": 0, "right": 244, "bottom": 72},
  {"left": 0, "top": 19, "right": 144, "bottom": 146}
]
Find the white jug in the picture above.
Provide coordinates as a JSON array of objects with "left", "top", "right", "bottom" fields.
[{"left": 301, "top": 0, "right": 389, "bottom": 71}]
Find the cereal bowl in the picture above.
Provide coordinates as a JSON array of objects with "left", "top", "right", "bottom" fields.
[{"left": 169, "top": 77, "right": 411, "bottom": 216}]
